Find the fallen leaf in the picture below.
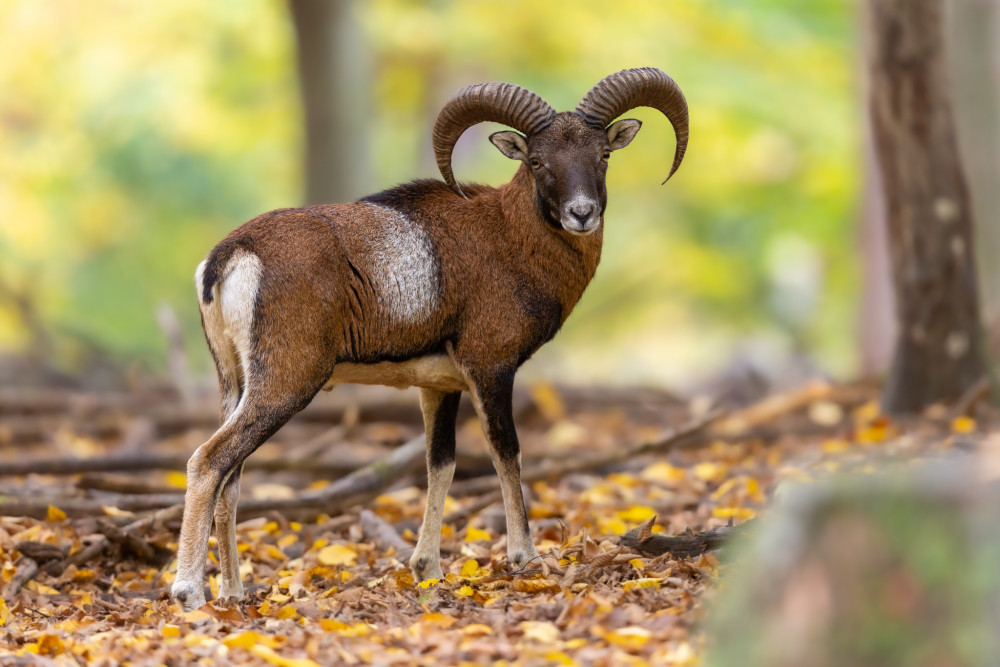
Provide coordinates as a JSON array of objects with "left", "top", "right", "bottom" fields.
[{"left": 317, "top": 544, "right": 357, "bottom": 566}]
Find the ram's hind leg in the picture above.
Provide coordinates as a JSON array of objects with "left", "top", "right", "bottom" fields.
[
  {"left": 174, "top": 254, "right": 336, "bottom": 610},
  {"left": 214, "top": 463, "right": 244, "bottom": 600},
  {"left": 410, "top": 388, "right": 461, "bottom": 581}
]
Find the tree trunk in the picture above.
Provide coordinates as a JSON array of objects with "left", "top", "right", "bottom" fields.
[
  {"left": 289, "top": 0, "right": 370, "bottom": 205},
  {"left": 947, "top": 0, "right": 1000, "bottom": 326},
  {"left": 867, "top": 0, "right": 988, "bottom": 413}
]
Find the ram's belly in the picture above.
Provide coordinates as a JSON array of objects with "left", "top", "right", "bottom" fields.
[{"left": 324, "top": 354, "right": 467, "bottom": 393}]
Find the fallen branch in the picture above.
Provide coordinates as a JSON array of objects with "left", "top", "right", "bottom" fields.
[
  {"left": 450, "top": 409, "right": 726, "bottom": 496},
  {"left": 0, "top": 435, "right": 427, "bottom": 523},
  {"left": 360, "top": 509, "right": 412, "bottom": 559},
  {"left": 77, "top": 473, "right": 178, "bottom": 495},
  {"left": 0, "top": 451, "right": 371, "bottom": 478},
  {"left": 620, "top": 516, "right": 752, "bottom": 558},
  {"left": 0, "top": 494, "right": 185, "bottom": 519},
  {"left": 234, "top": 434, "right": 427, "bottom": 521},
  {"left": 712, "top": 380, "right": 861, "bottom": 437}
]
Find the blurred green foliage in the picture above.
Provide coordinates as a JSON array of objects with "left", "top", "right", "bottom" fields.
[{"left": 0, "top": 1, "right": 860, "bottom": 384}]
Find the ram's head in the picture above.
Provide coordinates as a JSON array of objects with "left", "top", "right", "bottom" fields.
[{"left": 433, "top": 67, "right": 689, "bottom": 236}]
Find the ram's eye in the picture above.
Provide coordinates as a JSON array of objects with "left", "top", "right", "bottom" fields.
[
  {"left": 530, "top": 158, "right": 541, "bottom": 169},
  {"left": 601, "top": 150, "right": 611, "bottom": 162}
]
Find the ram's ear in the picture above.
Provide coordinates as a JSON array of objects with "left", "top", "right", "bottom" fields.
[
  {"left": 489, "top": 131, "right": 529, "bottom": 161},
  {"left": 607, "top": 119, "right": 642, "bottom": 151}
]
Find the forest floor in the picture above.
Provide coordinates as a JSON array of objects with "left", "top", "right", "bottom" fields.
[{"left": 0, "top": 377, "right": 990, "bottom": 666}]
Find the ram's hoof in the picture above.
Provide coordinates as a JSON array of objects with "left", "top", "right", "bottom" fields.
[
  {"left": 171, "top": 580, "right": 207, "bottom": 612},
  {"left": 410, "top": 553, "right": 444, "bottom": 582}
]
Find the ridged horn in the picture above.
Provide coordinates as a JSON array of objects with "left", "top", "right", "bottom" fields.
[
  {"left": 576, "top": 67, "right": 689, "bottom": 183},
  {"left": 433, "top": 82, "right": 556, "bottom": 198}
]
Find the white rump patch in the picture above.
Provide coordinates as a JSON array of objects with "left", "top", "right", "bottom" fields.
[
  {"left": 364, "top": 204, "right": 439, "bottom": 324},
  {"left": 196, "top": 249, "right": 263, "bottom": 424}
]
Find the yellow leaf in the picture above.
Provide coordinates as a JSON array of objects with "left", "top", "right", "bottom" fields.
[
  {"left": 223, "top": 631, "right": 281, "bottom": 649},
  {"left": 417, "top": 578, "right": 440, "bottom": 589},
  {"left": 822, "top": 438, "right": 851, "bottom": 453},
  {"left": 275, "top": 605, "right": 298, "bottom": 620},
  {"left": 520, "top": 620, "right": 560, "bottom": 643},
  {"left": 461, "top": 624, "right": 493, "bottom": 637},
  {"left": 320, "top": 619, "right": 373, "bottom": 637},
  {"left": 162, "top": 624, "right": 181, "bottom": 638},
  {"left": 164, "top": 471, "right": 188, "bottom": 489},
  {"left": 709, "top": 478, "right": 741, "bottom": 501},
  {"left": 46, "top": 505, "right": 67, "bottom": 522},
  {"left": 249, "top": 645, "right": 321, "bottom": 667},
  {"left": 317, "top": 544, "right": 357, "bottom": 566},
  {"left": 465, "top": 527, "right": 491, "bottom": 542},
  {"left": 0, "top": 598, "right": 9, "bottom": 625},
  {"left": 36, "top": 634, "right": 65, "bottom": 656},
  {"left": 101, "top": 505, "right": 135, "bottom": 518},
  {"left": 422, "top": 612, "right": 456, "bottom": 628},
  {"left": 277, "top": 534, "right": 298, "bottom": 549},
  {"left": 951, "top": 416, "right": 976, "bottom": 434},
  {"left": 599, "top": 625, "right": 651, "bottom": 651},
  {"left": 512, "top": 577, "right": 560, "bottom": 594},
  {"left": 618, "top": 506, "right": 657, "bottom": 523},
  {"left": 622, "top": 578, "right": 662, "bottom": 592},
  {"left": 461, "top": 559, "right": 479, "bottom": 577},
  {"left": 544, "top": 651, "right": 580, "bottom": 667},
  {"left": 856, "top": 423, "right": 889, "bottom": 445},
  {"left": 26, "top": 581, "right": 59, "bottom": 595},
  {"left": 641, "top": 462, "right": 686, "bottom": 484},
  {"left": 692, "top": 462, "right": 726, "bottom": 481},
  {"left": 456, "top": 585, "right": 474, "bottom": 597},
  {"left": 712, "top": 506, "right": 756, "bottom": 521},
  {"left": 71, "top": 569, "right": 96, "bottom": 584},
  {"left": 597, "top": 516, "right": 628, "bottom": 535}
]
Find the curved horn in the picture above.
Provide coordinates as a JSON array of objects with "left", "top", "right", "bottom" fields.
[
  {"left": 576, "top": 67, "right": 689, "bottom": 183},
  {"left": 433, "top": 82, "right": 556, "bottom": 198}
]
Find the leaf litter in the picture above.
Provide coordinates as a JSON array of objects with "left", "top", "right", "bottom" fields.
[{"left": 0, "top": 380, "right": 990, "bottom": 665}]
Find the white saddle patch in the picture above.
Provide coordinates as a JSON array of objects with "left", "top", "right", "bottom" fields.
[{"left": 364, "top": 204, "right": 439, "bottom": 324}]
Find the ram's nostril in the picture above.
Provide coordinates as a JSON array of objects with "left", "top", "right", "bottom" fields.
[{"left": 569, "top": 203, "right": 595, "bottom": 223}]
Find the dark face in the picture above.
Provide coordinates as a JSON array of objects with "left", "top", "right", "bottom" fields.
[{"left": 491, "top": 112, "right": 641, "bottom": 236}]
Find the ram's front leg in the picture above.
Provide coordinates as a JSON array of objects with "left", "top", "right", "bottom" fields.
[
  {"left": 467, "top": 371, "right": 539, "bottom": 570},
  {"left": 410, "top": 388, "right": 461, "bottom": 581}
]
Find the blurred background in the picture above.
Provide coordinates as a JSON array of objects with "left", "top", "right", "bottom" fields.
[{"left": 0, "top": 0, "right": 996, "bottom": 392}]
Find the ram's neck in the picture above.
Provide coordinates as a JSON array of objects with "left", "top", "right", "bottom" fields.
[{"left": 499, "top": 167, "right": 603, "bottom": 323}]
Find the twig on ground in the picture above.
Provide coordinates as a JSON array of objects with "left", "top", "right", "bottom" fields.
[
  {"left": 4, "top": 556, "right": 39, "bottom": 598},
  {"left": 951, "top": 376, "right": 993, "bottom": 418},
  {"left": 443, "top": 490, "right": 504, "bottom": 527},
  {"left": 96, "top": 519, "right": 157, "bottom": 562}
]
